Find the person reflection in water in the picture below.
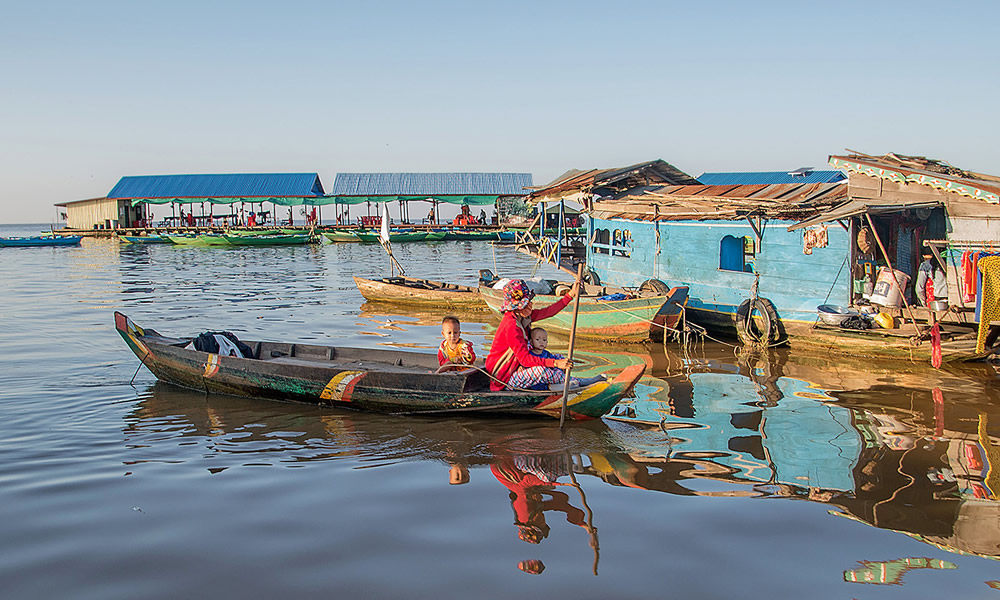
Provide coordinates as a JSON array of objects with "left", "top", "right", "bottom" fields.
[{"left": 490, "top": 452, "right": 587, "bottom": 544}]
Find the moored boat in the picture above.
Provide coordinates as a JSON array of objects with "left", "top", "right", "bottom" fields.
[
  {"left": 0, "top": 235, "right": 82, "bottom": 247},
  {"left": 222, "top": 233, "right": 312, "bottom": 246},
  {"left": 163, "top": 234, "right": 232, "bottom": 246},
  {"left": 353, "top": 275, "right": 487, "bottom": 309},
  {"left": 354, "top": 230, "right": 445, "bottom": 243},
  {"left": 114, "top": 312, "right": 645, "bottom": 420},
  {"left": 120, "top": 234, "right": 169, "bottom": 244},
  {"left": 479, "top": 281, "right": 689, "bottom": 342},
  {"left": 322, "top": 231, "right": 362, "bottom": 243}
]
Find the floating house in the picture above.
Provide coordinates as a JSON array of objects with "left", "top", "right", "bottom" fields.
[
  {"left": 55, "top": 196, "right": 144, "bottom": 231},
  {"left": 106, "top": 173, "right": 326, "bottom": 228},
  {"left": 532, "top": 153, "right": 1000, "bottom": 362},
  {"left": 326, "top": 172, "right": 532, "bottom": 225}
]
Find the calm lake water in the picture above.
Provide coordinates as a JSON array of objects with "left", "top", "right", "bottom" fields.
[{"left": 1, "top": 223, "right": 999, "bottom": 599}]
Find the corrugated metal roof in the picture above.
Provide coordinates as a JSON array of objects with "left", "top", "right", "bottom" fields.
[
  {"left": 527, "top": 159, "right": 699, "bottom": 203},
  {"left": 830, "top": 152, "right": 1000, "bottom": 204},
  {"left": 107, "top": 173, "right": 325, "bottom": 199},
  {"left": 590, "top": 182, "right": 848, "bottom": 223},
  {"left": 330, "top": 173, "right": 532, "bottom": 196},
  {"left": 696, "top": 170, "right": 846, "bottom": 185}
]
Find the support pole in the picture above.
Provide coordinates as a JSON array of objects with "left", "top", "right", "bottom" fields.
[{"left": 560, "top": 262, "right": 586, "bottom": 428}]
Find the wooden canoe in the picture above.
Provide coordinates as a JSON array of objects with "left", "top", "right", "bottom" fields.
[
  {"left": 222, "top": 234, "right": 312, "bottom": 246},
  {"left": 353, "top": 276, "right": 487, "bottom": 309},
  {"left": 322, "top": 231, "right": 362, "bottom": 243},
  {"left": 114, "top": 312, "right": 645, "bottom": 420},
  {"left": 478, "top": 283, "right": 689, "bottom": 342},
  {"left": 0, "top": 235, "right": 82, "bottom": 247}
]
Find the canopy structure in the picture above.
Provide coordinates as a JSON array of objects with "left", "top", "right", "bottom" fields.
[
  {"left": 108, "top": 173, "right": 325, "bottom": 206},
  {"left": 321, "top": 172, "right": 532, "bottom": 206}
]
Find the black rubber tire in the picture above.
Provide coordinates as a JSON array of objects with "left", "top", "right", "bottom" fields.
[
  {"left": 735, "top": 298, "right": 781, "bottom": 346},
  {"left": 583, "top": 269, "right": 601, "bottom": 286},
  {"left": 638, "top": 278, "right": 670, "bottom": 295}
]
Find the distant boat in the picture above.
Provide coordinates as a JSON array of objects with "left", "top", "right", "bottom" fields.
[
  {"left": 353, "top": 276, "right": 487, "bottom": 309},
  {"left": 0, "top": 235, "right": 82, "bottom": 247},
  {"left": 222, "top": 234, "right": 312, "bottom": 246},
  {"left": 354, "top": 231, "right": 445, "bottom": 243},
  {"left": 162, "top": 234, "right": 231, "bottom": 246},
  {"left": 322, "top": 231, "right": 362, "bottom": 243},
  {"left": 120, "top": 234, "right": 169, "bottom": 244}
]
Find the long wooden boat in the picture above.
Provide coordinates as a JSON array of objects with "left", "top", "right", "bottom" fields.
[
  {"left": 163, "top": 234, "right": 231, "bottom": 246},
  {"left": 354, "top": 231, "right": 446, "bottom": 243},
  {"left": 114, "top": 312, "right": 644, "bottom": 420},
  {"left": 0, "top": 235, "right": 82, "bottom": 247},
  {"left": 120, "top": 234, "right": 169, "bottom": 244},
  {"left": 322, "top": 231, "right": 362, "bottom": 243},
  {"left": 353, "top": 276, "right": 487, "bottom": 309},
  {"left": 479, "top": 283, "right": 689, "bottom": 342},
  {"left": 222, "top": 233, "right": 312, "bottom": 246}
]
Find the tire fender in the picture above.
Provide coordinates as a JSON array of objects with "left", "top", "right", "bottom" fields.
[{"left": 735, "top": 297, "right": 782, "bottom": 346}]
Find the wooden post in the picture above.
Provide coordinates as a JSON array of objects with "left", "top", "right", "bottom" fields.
[{"left": 560, "top": 262, "right": 586, "bottom": 428}]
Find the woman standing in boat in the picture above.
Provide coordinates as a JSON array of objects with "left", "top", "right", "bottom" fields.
[{"left": 486, "top": 279, "right": 581, "bottom": 391}]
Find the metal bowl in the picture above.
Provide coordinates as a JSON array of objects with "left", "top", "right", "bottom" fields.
[
  {"left": 817, "top": 304, "right": 859, "bottom": 325},
  {"left": 929, "top": 300, "right": 949, "bottom": 312}
]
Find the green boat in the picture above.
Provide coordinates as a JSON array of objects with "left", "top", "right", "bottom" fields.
[
  {"left": 478, "top": 283, "right": 689, "bottom": 342},
  {"left": 163, "top": 234, "right": 232, "bottom": 246},
  {"left": 443, "top": 229, "right": 496, "bottom": 241},
  {"left": 322, "top": 231, "right": 362, "bottom": 243},
  {"left": 227, "top": 229, "right": 281, "bottom": 236},
  {"left": 222, "top": 234, "right": 312, "bottom": 246},
  {"left": 355, "top": 231, "right": 434, "bottom": 243}
]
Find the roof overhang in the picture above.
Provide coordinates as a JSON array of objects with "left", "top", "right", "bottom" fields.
[{"left": 786, "top": 199, "right": 943, "bottom": 231}]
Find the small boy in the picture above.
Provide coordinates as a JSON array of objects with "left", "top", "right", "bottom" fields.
[
  {"left": 528, "top": 327, "right": 560, "bottom": 361},
  {"left": 438, "top": 316, "right": 476, "bottom": 368},
  {"left": 527, "top": 327, "right": 605, "bottom": 390}
]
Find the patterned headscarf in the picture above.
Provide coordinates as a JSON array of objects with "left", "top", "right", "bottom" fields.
[{"left": 500, "top": 279, "right": 535, "bottom": 312}]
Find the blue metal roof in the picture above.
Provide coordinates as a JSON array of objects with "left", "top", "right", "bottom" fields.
[
  {"left": 107, "top": 173, "right": 325, "bottom": 199},
  {"left": 330, "top": 172, "right": 532, "bottom": 196},
  {"left": 696, "top": 170, "right": 846, "bottom": 185}
]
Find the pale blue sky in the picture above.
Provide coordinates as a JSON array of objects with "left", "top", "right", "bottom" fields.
[{"left": 2, "top": 0, "right": 998, "bottom": 223}]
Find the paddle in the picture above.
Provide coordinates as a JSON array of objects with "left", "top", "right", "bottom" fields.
[{"left": 559, "top": 262, "right": 586, "bottom": 428}]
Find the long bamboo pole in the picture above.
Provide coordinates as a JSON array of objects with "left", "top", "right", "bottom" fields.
[
  {"left": 559, "top": 262, "right": 586, "bottom": 428},
  {"left": 864, "top": 214, "right": 922, "bottom": 337}
]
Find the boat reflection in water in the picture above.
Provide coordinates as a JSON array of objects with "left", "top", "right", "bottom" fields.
[
  {"left": 123, "top": 342, "right": 1000, "bottom": 583},
  {"left": 608, "top": 344, "right": 1000, "bottom": 564}
]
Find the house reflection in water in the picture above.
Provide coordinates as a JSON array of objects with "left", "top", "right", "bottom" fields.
[{"left": 605, "top": 347, "right": 1000, "bottom": 561}]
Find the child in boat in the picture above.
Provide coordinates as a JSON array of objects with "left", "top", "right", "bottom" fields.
[
  {"left": 526, "top": 327, "right": 605, "bottom": 391},
  {"left": 438, "top": 316, "right": 476, "bottom": 369}
]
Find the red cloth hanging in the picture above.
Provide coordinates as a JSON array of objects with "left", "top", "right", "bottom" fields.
[{"left": 930, "top": 322, "right": 942, "bottom": 369}]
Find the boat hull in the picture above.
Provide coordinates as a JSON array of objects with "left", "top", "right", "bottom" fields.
[
  {"left": 222, "top": 234, "right": 312, "bottom": 246},
  {"left": 353, "top": 276, "right": 487, "bottom": 309},
  {"left": 114, "top": 312, "right": 644, "bottom": 420},
  {"left": 0, "top": 235, "right": 82, "bottom": 247},
  {"left": 478, "top": 285, "right": 688, "bottom": 342}
]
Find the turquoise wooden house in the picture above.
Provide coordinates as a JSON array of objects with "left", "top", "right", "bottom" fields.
[{"left": 529, "top": 153, "right": 1000, "bottom": 362}]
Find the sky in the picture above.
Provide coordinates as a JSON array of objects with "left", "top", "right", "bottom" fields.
[{"left": 2, "top": 0, "right": 999, "bottom": 223}]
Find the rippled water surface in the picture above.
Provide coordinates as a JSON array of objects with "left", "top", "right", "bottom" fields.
[{"left": 2, "top": 224, "right": 999, "bottom": 599}]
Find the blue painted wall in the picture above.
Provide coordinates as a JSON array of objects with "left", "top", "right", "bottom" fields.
[{"left": 588, "top": 217, "right": 851, "bottom": 326}]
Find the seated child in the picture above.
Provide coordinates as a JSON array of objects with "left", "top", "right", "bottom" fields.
[
  {"left": 524, "top": 327, "right": 605, "bottom": 391},
  {"left": 438, "top": 316, "right": 476, "bottom": 369}
]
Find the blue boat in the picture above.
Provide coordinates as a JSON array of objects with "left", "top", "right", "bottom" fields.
[
  {"left": 121, "top": 234, "right": 169, "bottom": 244},
  {"left": 0, "top": 235, "right": 82, "bottom": 247}
]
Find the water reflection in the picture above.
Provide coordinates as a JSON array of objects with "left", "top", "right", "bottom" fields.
[
  {"left": 124, "top": 337, "right": 1000, "bottom": 571},
  {"left": 613, "top": 345, "right": 1000, "bottom": 561}
]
